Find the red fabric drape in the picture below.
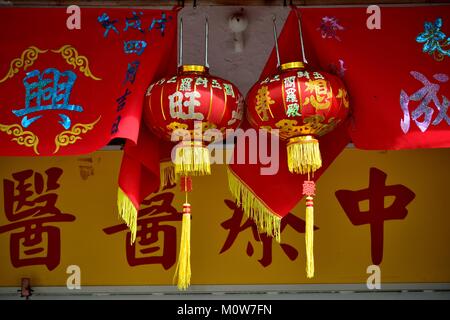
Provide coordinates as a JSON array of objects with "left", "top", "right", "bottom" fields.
[{"left": 0, "top": 8, "right": 178, "bottom": 156}]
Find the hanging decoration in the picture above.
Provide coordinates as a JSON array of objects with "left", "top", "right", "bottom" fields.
[
  {"left": 0, "top": 8, "right": 178, "bottom": 156},
  {"left": 245, "top": 14, "right": 350, "bottom": 278},
  {"left": 143, "top": 17, "right": 244, "bottom": 290}
]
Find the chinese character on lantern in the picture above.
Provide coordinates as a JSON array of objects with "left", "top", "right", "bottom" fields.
[
  {"left": 103, "top": 191, "right": 182, "bottom": 270},
  {"left": 0, "top": 168, "right": 75, "bottom": 270},
  {"left": 255, "top": 86, "right": 275, "bottom": 121},
  {"left": 304, "top": 76, "right": 332, "bottom": 110},
  {"left": 168, "top": 91, "right": 204, "bottom": 121},
  {"left": 220, "top": 200, "right": 314, "bottom": 267},
  {"left": 335, "top": 167, "right": 416, "bottom": 265}
]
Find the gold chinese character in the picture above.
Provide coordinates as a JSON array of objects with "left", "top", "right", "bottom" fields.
[
  {"left": 255, "top": 86, "right": 275, "bottom": 121},
  {"left": 304, "top": 79, "right": 332, "bottom": 110}
]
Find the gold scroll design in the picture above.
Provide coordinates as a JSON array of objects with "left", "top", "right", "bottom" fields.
[
  {"left": 167, "top": 122, "right": 219, "bottom": 140},
  {"left": 0, "top": 46, "right": 48, "bottom": 84},
  {"left": 303, "top": 79, "right": 332, "bottom": 110},
  {"left": 0, "top": 124, "right": 40, "bottom": 154},
  {"left": 54, "top": 116, "right": 101, "bottom": 154},
  {"left": 262, "top": 115, "right": 341, "bottom": 140},
  {"left": 166, "top": 121, "right": 223, "bottom": 140},
  {"left": 52, "top": 45, "right": 102, "bottom": 81},
  {"left": 255, "top": 85, "right": 275, "bottom": 121}
]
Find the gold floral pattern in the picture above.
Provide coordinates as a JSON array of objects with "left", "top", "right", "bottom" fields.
[
  {"left": 167, "top": 121, "right": 218, "bottom": 140},
  {"left": 52, "top": 45, "right": 101, "bottom": 80},
  {"left": 0, "top": 123, "right": 40, "bottom": 154},
  {"left": 262, "top": 115, "right": 341, "bottom": 140},
  {"left": 0, "top": 46, "right": 47, "bottom": 83},
  {"left": 54, "top": 117, "right": 101, "bottom": 153}
]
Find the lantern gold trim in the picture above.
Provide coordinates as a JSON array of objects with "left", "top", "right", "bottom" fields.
[
  {"left": 178, "top": 65, "right": 208, "bottom": 74},
  {"left": 280, "top": 61, "right": 305, "bottom": 71}
]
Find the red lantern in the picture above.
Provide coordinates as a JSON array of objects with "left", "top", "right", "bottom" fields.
[
  {"left": 143, "top": 15, "right": 244, "bottom": 291},
  {"left": 144, "top": 64, "right": 243, "bottom": 176},
  {"left": 247, "top": 61, "right": 349, "bottom": 175},
  {"left": 247, "top": 61, "right": 349, "bottom": 279},
  {"left": 245, "top": 14, "right": 351, "bottom": 279},
  {"left": 143, "top": 63, "right": 243, "bottom": 291}
]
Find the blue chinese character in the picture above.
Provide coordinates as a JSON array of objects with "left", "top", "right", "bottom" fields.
[
  {"left": 124, "top": 11, "right": 145, "bottom": 33},
  {"left": 111, "top": 115, "right": 122, "bottom": 135},
  {"left": 124, "top": 61, "right": 140, "bottom": 85},
  {"left": 98, "top": 13, "right": 119, "bottom": 38},
  {"left": 124, "top": 40, "right": 147, "bottom": 56},
  {"left": 116, "top": 88, "right": 132, "bottom": 112},
  {"left": 416, "top": 18, "right": 450, "bottom": 62},
  {"left": 12, "top": 68, "right": 83, "bottom": 129},
  {"left": 149, "top": 12, "right": 171, "bottom": 36}
]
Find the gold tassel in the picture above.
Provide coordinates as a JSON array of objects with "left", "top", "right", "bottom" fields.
[
  {"left": 227, "top": 167, "right": 281, "bottom": 242},
  {"left": 305, "top": 196, "right": 314, "bottom": 278},
  {"left": 117, "top": 187, "right": 137, "bottom": 244},
  {"left": 287, "top": 135, "right": 322, "bottom": 175},
  {"left": 175, "top": 141, "right": 211, "bottom": 177},
  {"left": 173, "top": 203, "right": 191, "bottom": 290}
]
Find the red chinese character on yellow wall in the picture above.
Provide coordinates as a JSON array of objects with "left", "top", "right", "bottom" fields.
[
  {"left": 220, "top": 200, "right": 317, "bottom": 267},
  {"left": 335, "top": 167, "right": 416, "bottom": 265},
  {"left": 0, "top": 168, "right": 75, "bottom": 270},
  {"left": 104, "top": 191, "right": 182, "bottom": 270}
]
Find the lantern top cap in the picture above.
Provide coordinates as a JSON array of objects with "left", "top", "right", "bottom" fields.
[
  {"left": 178, "top": 65, "right": 209, "bottom": 74},
  {"left": 280, "top": 62, "right": 305, "bottom": 72}
]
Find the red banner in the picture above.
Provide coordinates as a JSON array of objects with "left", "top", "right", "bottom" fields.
[
  {"left": 0, "top": 7, "right": 178, "bottom": 156},
  {"left": 293, "top": 5, "right": 450, "bottom": 150}
]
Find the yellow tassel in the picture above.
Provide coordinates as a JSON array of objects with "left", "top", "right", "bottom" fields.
[
  {"left": 305, "top": 196, "right": 314, "bottom": 278},
  {"left": 287, "top": 135, "right": 322, "bottom": 175},
  {"left": 175, "top": 141, "right": 211, "bottom": 177},
  {"left": 173, "top": 204, "right": 191, "bottom": 290},
  {"left": 160, "top": 162, "right": 177, "bottom": 190},
  {"left": 117, "top": 187, "right": 137, "bottom": 244},
  {"left": 227, "top": 167, "right": 281, "bottom": 242}
]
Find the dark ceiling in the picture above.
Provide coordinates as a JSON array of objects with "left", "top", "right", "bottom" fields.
[{"left": 2, "top": 0, "right": 447, "bottom": 7}]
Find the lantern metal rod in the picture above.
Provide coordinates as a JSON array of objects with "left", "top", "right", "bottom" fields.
[
  {"left": 297, "top": 11, "right": 308, "bottom": 64},
  {"left": 178, "top": 17, "right": 183, "bottom": 67},
  {"left": 272, "top": 16, "right": 281, "bottom": 68},
  {"left": 205, "top": 16, "right": 209, "bottom": 68}
]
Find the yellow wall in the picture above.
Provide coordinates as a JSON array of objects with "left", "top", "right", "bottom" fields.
[{"left": 0, "top": 148, "right": 449, "bottom": 286}]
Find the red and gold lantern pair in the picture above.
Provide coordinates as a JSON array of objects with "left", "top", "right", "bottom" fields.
[
  {"left": 246, "top": 15, "right": 350, "bottom": 278},
  {"left": 143, "top": 17, "right": 243, "bottom": 289}
]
